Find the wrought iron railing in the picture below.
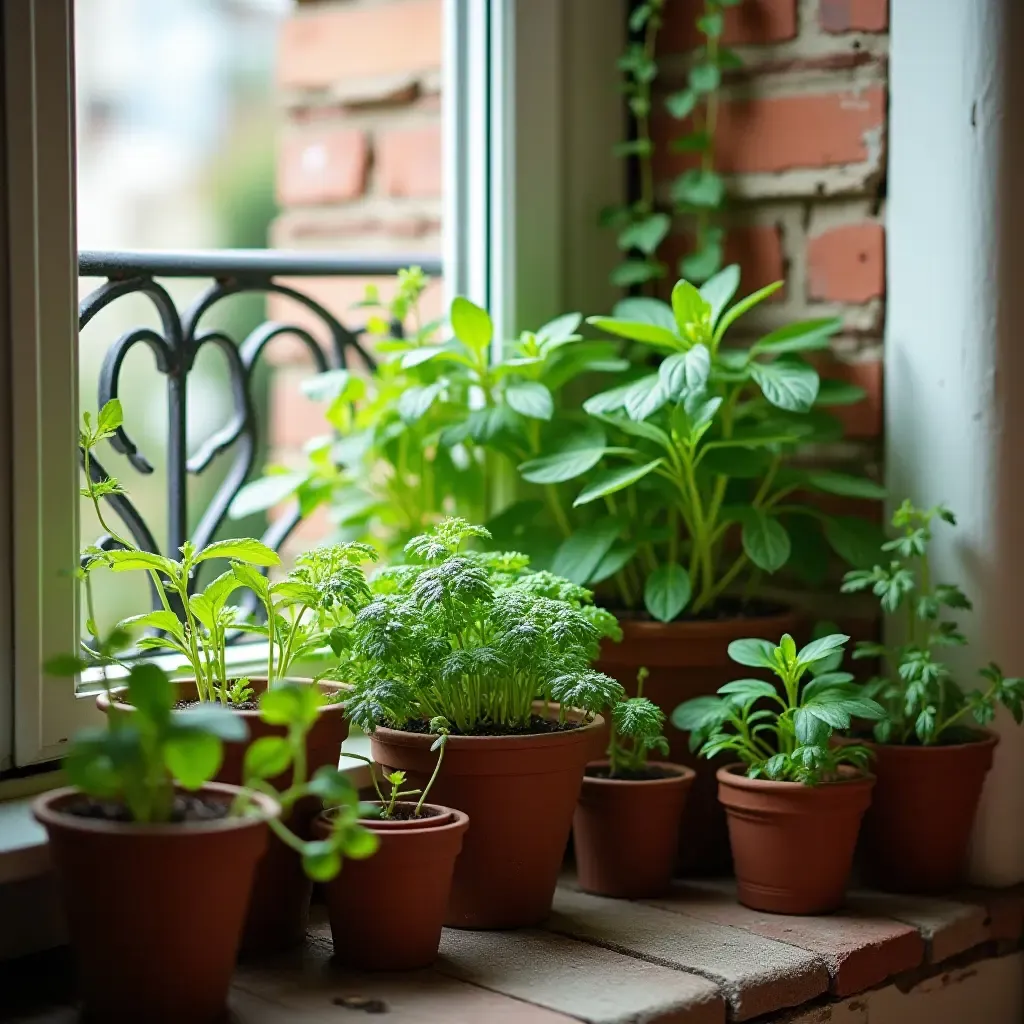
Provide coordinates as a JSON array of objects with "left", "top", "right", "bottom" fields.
[{"left": 78, "top": 249, "right": 443, "bottom": 613}]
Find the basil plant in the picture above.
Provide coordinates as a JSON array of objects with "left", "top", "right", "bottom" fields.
[{"left": 518, "top": 266, "right": 886, "bottom": 622}]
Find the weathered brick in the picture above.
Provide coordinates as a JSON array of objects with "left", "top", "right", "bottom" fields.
[
  {"left": 662, "top": 224, "right": 786, "bottom": 296},
  {"left": 277, "top": 127, "right": 368, "bottom": 207},
  {"left": 659, "top": 0, "right": 798, "bottom": 49},
  {"left": 550, "top": 887, "right": 828, "bottom": 1021},
  {"left": 270, "top": 365, "right": 334, "bottom": 452},
  {"left": 820, "top": 0, "right": 889, "bottom": 34},
  {"left": 278, "top": 0, "right": 443, "bottom": 91},
  {"left": 808, "top": 223, "right": 885, "bottom": 303},
  {"left": 655, "top": 87, "right": 886, "bottom": 176},
  {"left": 645, "top": 880, "right": 924, "bottom": 997},
  {"left": 376, "top": 123, "right": 443, "bottom": 198},
  {"left": 818, "top": 355, "right": 883, "bottom": 439}
]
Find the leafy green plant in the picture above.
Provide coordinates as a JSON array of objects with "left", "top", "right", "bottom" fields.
[
  {"left": 333, "top": 518, "right": 624, "bottom": 734},
  {"left": 841, "top": 501, "right": 1024, "bottom": 745},
  {"left": 606, "top": 668, "right": 670, "bottom": 776},
  {"left": 343, "top": 717, "right": 451, "bottom": 819},
  {"left": 672, "top": 633, "right": 884, "bottom": 784},
  {"left": 523, "top": 265, "right": 884, "bottom": 621}
]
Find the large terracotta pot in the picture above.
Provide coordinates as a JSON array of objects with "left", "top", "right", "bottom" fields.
[
  {"left": 718, "top": 764, "right": 875, "bottom": 914},
  {"left": 98, "top": 678, "right": 348, "bottom": 952},
  {"left": 371, "top": 703, "right": 603, "bottom": 929},
  {"left": 596, "top": 609, "right": 801, "bottom": 874},
  {"left": 858, "top": 731, "right": 998, "bottom": 893},
  {"left": 34, "top": 783, "right": 276, "bottom": 1024},
  {"left": 314, "top": 802, "right": 469, "bottom": 970},
  {"left": 572, "top": 761, "right": 695, "bottom": 899}
]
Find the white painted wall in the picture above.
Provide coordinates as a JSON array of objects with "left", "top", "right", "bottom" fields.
[{"left": 886, "top": 0, "right": 1024, "bottom": 885}]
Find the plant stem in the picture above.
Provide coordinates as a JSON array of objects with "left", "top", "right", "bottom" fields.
[{"left": 414, "top": 739, "right": 446, "bottom": 816}]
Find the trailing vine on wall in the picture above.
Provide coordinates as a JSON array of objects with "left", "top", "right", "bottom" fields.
[{"left": 604, "top": 0, "right": 742, "bottom": 289}]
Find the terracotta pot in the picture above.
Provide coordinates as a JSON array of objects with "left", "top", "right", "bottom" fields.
[
  {"left": 98, "top": 678, "right": 348, "bottom": 953},
  {"left": 314, "top": 802, "right": 468, "bottom": 969},
  {"left": 595, "top": 609, "right": 801, "bottom": 874},
  {"left": 858, "top": 731, "right": 998, "bottom": 893},
  {"left": 717, "top": 764, "right": 874, "bottom": 914},
  {"left": 371, "top": 703, "right": 603, "bottom": 929},
  {"left": 34, "top": 783, "right": 276, "bottom": 1024},
  {"left": 573, "top": 761, "right": 695, "bottom": 898}
]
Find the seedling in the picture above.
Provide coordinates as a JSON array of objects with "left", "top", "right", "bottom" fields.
[
  {"left": 606, "top": 668, "right": 670, "bottom": 776},
  {"left": 842, "top": 501, "right": 1024, "bottom": 745},
  {"left": 673, "top": 633, "right": 885, "bottom": 785}
]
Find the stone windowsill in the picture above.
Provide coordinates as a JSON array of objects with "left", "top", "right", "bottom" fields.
[{"left": 4, "top": 877, "right": 1023, "bottom": 1023}]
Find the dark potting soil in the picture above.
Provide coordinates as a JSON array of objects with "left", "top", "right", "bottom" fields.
[
  {"left": 375, "top": 805, "right": 444, "bottom": 821},
  {"left": 585, "top": 765, "right": 679, "bottom": 781},
  {"left": 399, "top": 715, "right": 582, "bottom": 737},
  {"left": 115, "top": 692, "right": 261, "bottom": 712},
  {"left": 612, "top": 596, "right": 788, "bottom": 624},
  {"left": 63, "top": 792, "right": 233, "bottom": 824}
]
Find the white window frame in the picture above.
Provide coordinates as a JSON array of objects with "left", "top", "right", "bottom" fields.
[{"left": 2, "top": 0, "right": 624, "bottom": 772}]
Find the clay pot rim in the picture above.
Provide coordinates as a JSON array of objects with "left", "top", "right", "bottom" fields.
[
  {"left": 859, "top": 728, "right": 1000, "bottom": 753},
  {"left": 582, "top": 760, "right": 695, "bottom": 788},
  {"left": 610, "top": 606, "right": 799, "bottom": 640},
  {"left": 314, "top": 803, "right": 468, "bottom": 837},
  {"left": 716, "top": 762, "right": 875, "bottom": 793},
  {"left": 96, "top": 677, "right": 350, "bottom": 721},
  {"left": 33, "top": 782, "right": 280, "bottom": 836},
  {"left": 372, "top": 703, "right": 605, "bottom": 751}
]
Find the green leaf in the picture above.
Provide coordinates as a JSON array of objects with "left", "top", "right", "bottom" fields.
[
  {"left": 551, "top": 519, "right": 623, "bottom": 585},
  {"left": 700, "top": 447, "right": 772, "bottom": 478},
  {"left": 618, "top": 213, "right": 671, "bottom": 256},
  {"left": 718, "top": 679, "right": 778, "bottom": 703},
  {"left": 644, "top": 564, "right": 692, "bottom": 622},
  {"left": 689, "top": 63, "right": 721, "bottom": 93},
  {"left": 260, "top": 683, "right": 323, "bottom": 730},
  {"left": 97, "top": 399, "right": 123, "bottom": 436},
  {"left": 340, "top": 826, "right": 380, "bottom": 860},
  {"left": 126, "top": 663, "right": 174, "bottom": 723},
  {"left": 613, "top": 138, "right": 653, "bottom": 158},
  {"left": 804, "top": 472, "right": 886, "bottom": 500},
  {"left": 680, "top": 245, "right": 723, "bottom": 283},
  {"left": 174, "top": 703, "right": 249, "bottom": 742},
  {"left": 671, "top": 279, "right": 709, "bottom": 334},
  {"left": 665, "top": 89, "right": 697, "bottom": 119},
  {"left": 44, "top": 653, "right": 90, "bottom": 676},
  {"left": 586, "top": 316, "right": 679, "bottom": 349},
  {"left": 164, "top": 731, "right": 222, "bottom": 790},
  {"left": 752, "top": 318, "right": 842, "bottom": 355},
  {"left": 505, "top": 381, "right": 554, "bottom": 420},
  {"left": 611, "top": 297, "right": 676, "bottom": 333},
  {"left": 104, "top": 549, "right": 180, "bottom": 576},
  {"left": 797, "top": 633, "right": 850, "bottom": 667},
  {"left": 195, "top": 539, "right": 281, "bottom": 567},
  {"left": 301, "top": 369, "right": 352, "bottom": 401},
  {"left": 794, "top": 708, "right": 831, "bottom": 746},
  {"left": 302, "top": 841, "right": 342, "bottom": 882},
  {"left": 243, "top": 736, "right": 293, "bottom": 780},
  {"left": 573, "top": 459, "right": 664, "bottom": 507},
  {"left": 307, "top": 766, "right": 359, "bottom": 806},
  {"left": 588, "top": 543, "right": 638, "bottom": 585},
  {"left": 450, "top": 296, "right": 493, "bottom": 354},
  {"left": 714, "top": 282, "right": 785, "bottom": 343},
  {"left": 117, "top": 610, "right": 186, "bottom": 640},
  {"left": 741, "top": 513, "right": 791, "bottom": 573},
  {"left": 824, "top": 516, "right": 887, "bottom": 569},
  {"left": 671, "top": 695, "right": 729, "bottom": 733},
  {"left": 671, "top": 170, "right": 725, "bottom": 208},
  {"left": 624, "top": 374, "right": 669, "bottom": 422},
  {"left": 233, "top": 562, "right": 270, "bottom": 601},
  {"left": 750, "top": 358, "right": 820, "bottom": 412},
  {"left": 398, "top": 380, "right": 446, "bottom": 423},
  {"left": 229, "top": 471, "right": 306, "bottom": 519},
  {"left": 699, "top": 265, "right": 741, "bottom": 326},
  {"left": 697, "top": 11, "right": 724, "bottom": 37},
  {"left": 611, "top": 260, "right": 662, "bottom": 287},
  {"left": 583, "top": 381, "right": 639, "bottom": 416},
  {"left": 537, "top": 312, "right": 583, "bottom": 347},
  {"left": 659, "top": 344, "right": 710, "bottom": 399},
  {"left": 519, "top": 430, "right": 608, "bottom": 484},
  {"left": 728, "top": 638, "right": 777, "bottom": 669},
  {"left": 670, "top": 131, "right": 712, "bottom": 153},
  {"left": 816, "top": 379, "right": 867, "bottom": 406}
]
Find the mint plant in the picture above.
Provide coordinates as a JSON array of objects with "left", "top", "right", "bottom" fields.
[
  {"left": 841, "top": 501, "right": 1024, "bottom": 745},
  {"left": 333, "top": 518, "right": 624, "bottom": 734},
  {"left": 672, "top": 633, "right": 884, "bottom": 784},
  {"left": 524, "top": 266, "right": 883, "bottom": 621},
  {"left": 605, "top": 668, "right": 671, "bottom": 777}
]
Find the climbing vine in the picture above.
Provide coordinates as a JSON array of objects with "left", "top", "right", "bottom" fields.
[{"left": 604, "top": 0, "right": 742, "bottom": 289}]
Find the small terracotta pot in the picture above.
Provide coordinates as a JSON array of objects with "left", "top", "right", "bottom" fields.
[
  {"left": 858, "top": 731, "right": 998, "bottom": 893},
  {"left": 98, "top": 677, "right": 348, "bottom": 953},
  {"left": 34, "top": 783, "right": 277, "bottom": 1024},
  {"left": 717, "top": 764, "right": 875, "bottom": 914},
  {"left": 596, "top": 609, "right": 801, "bottom": 874},
  {"left": 573, "top": 761, "right": 695, "bottom": 898},
  {"left": 314, "top": 802, "right": 468, "bottom": 970},
  {"left": 371, "top": 703, "right": 603, "bottom": 929}
]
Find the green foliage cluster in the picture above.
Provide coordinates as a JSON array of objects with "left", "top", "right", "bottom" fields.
[
  {"left": 334, "top": 518, "right": 625, "bottom": 734},
  {"left": 842, "top": 501, "right": 1024, "bottom": 745},
  {"left": 526, "top": 266, "right": 883, "bottom": 621},
  {"left": 606, "top": 668, "right": 671, "bottom": 776},
  {"left": 673, "top": 633, "right": 884, "bottom": 784}
]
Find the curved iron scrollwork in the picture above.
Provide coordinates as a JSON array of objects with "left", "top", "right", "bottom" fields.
[{"left": 78, "top": 249, "right": 442, "bottom": 619}]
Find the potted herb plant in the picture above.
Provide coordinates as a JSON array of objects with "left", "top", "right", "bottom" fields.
[
  {"left": 673, "top": 632, "right": 884, "bottom": 913},
  {"left": 311, "top": 720, "right": 469, "bottom": 969},
  {"left": 840, "top": 501, "right": 1024, "bottom": 892},
  {"left": 79, "top": 400, "right": 375, "bottom": 950},
  {"left": 572, "top": 668, "right": 695, "bottom": 898},
  {"left": 38, "top": 603, "right": 371, "bottom": 1023},
  {"left": 333, "top": 517, "right": 623, "bottom": 929},
  {"left": 523, "top": 267, "right": 884, "bottom": 870}
]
